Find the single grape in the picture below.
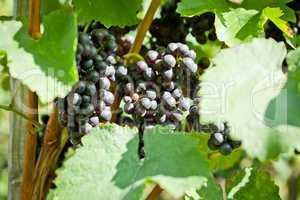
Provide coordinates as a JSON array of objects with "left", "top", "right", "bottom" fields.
[
  {"left": 212, "top": 132, "right": 224, "bottom": 145},
  {"left": 208, "top": 137, "right": 219, "bottom": 150},
  {"left": 141, "top": 97, "right": 152, "bottom": 109},
  {"left": 85, "top": 83, "right": 97, "bottom": 96},
  {"left": 124, "top": 102, "right": 135, "bottom": 113},
  {"left": 94, "top": 60, "right": 107, "bottom": 71},
  {"left": 172, "top": 88, "right": 182, "bottom": 100},
  {"left": 137, "top": 61, "right": 148, "bottom": 72},
  {"left": 124, "top": 96, "right": 132, "bottom": 103},
  {"left": 116, "top": 66, "right": 128, "bottom": 77},
  {"left": 99, "top": 77, "right": 111, "bottom": 90},
  {"left": 100, "top": 107, "right": 112, "bottom": 121},
  {"left": 219, "top": 143, "right": 233, "bottom": 155},
  {"left": 124, "top": 83, "right": 134, "bottom": 95},
  {"left": 163, "top": 54, "right": 176, "bottom": 68},
  {"left": 162, "top": 81, "right": 175, "bottom": 91},
  {"left": 180, "top": 97, "right": 191, "bottom": 111},
  {"left": 164, "top": 96, "right": 176, "bottom": 108},
  {"left": 146, "top": 50, "right": 159, "bottom": 63},
  {"left": 182, "top": 57, "right": 198, "bottom": 73},
  {"left": 102, "top": 90, "right": 115, "bottom": 105},
  {"left": 88, "top": 71, "right": 100, "bottom": 82},
  {"left": 146, "top": 90, "right": 157, "bottom": 100},
  {"left": 150, "top": 100, "right": 158, "bottom": 110},
  {"left": 163, "top": 69, "right": 174, "bottom": 80},
  {"left": 89, "top": 116, "right": 100, "bottom": 126},
  {"left": 73, "top": 93, "right": 82, "bottom": 106}
]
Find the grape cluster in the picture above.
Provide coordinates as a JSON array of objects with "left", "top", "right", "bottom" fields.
[
  {"left": 122, "top": 42, "right": 198, "bottom": 129},
  {"left": 188, "top": 12, "right": 217, "bottom": 44},
  {"left": 58, "top": 24, "right": 121, "bottom": 146},
  {"left": 149, "top": 0, "right": 189, "bottom": 47},
  {"left": 207, "top": 122, "right": 241, "bottom": 155}
]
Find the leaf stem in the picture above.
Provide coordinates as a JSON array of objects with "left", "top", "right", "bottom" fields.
[
  {"left": 146, "top": 184, "right": 163, "bottom": 200},
  {"left": 0, "top": 104, "right": 41, "bottom": 128}
]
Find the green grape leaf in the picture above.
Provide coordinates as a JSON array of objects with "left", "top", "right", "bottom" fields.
[
  {"left": 226, "top": 167, "right": 281, "bottom": 200},
  {"left": 235, "top": 13, "right": 263, "bottom": 40},
  {"left": 263, "top": 79, "right": 300, "bottom": 158},
  {"left": 199, "top": 38, "right": 287, "bottom": 159},
  {"left": 0, "top": 9, "right": 78, "bottom": 103},
  {"left": 237, "top": 0, "right": 295, "bottom": 22},
  {"left": 209, "top": 150, "right": 243, "bottom": 171},
  {"left": 48, "top": 125, "right": 211, "bottom": 200},
  {"left": 262, "top": 47, "right": 300, "bottom": 156},
  {"left": 260, "top": 7, "right": 293, "bottom": 37},
  {"left": 73, "top": 0, "right": 142, "bottom": 27},
  {"left": 287, "top": 46, "right": 300, "bottom": 75},
  {"left": 177, "top": 0, "right": 229, "bottom": 17},
  {"left": 197, "top": 176, "right": 223, "bottom": 200},
  {"left": 42, "top": 0, "right": 62, "bottom": 14},
  {"left": 215, "top": 8, "right": 259, "bottom": 46}
]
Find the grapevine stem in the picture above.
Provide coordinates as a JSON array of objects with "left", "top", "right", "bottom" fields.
[
  {"left": 0, "top": 104, "right": 41, "bottom": 128},
  {"left": 32, "top": 106, "right": 64, "bottom": 200},
  {"left": 130, "top": 0, "right": 161, "bottom": 53},
  {"left": 21, "top": 0, "right": 41, "bottom": 199}
]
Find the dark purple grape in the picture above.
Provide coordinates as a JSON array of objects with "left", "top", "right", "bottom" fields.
[
  {"left": 124, "top": 102, "right": 134, "bottom": 113},
  {"left": 163, "top": 69, "right": 173, "bottom": 80},
  {"left": 124, "top": 96, "right": 132, "bottom": 103},
  {"left": 228, "top": 140, "right": 242, "bottom": 149},
  {"left": 85, "top": 83, "right": 97, "bottom": 96},
  {"left": 208, "top": 30, "right": 217, "bottom": 41},
  {"left": 94, "top": 60, "right": 107, "bottom": 71},
  {"left": 76, "top": 81, "right": 86, "bottom": 94},
  {"left": 172, "top": 88, "right": 182, "bottom": 100},
  {"left": 73, "top": 93, "right": 82, "bottom": 106},
  {"left": 219, "top": 143, "right": 233, "bottom": 155},
  {"left": 102, "top": 90, "right": 115, "bottom": 105},
  {"left": 208, "top": 137, "right": 219, "bottom": 150},
  {"left": 89, "top": 116, "right": 100, "bottom": 126},
  {"left": 116, "top": 66, "right": 128, "bottom": 77},
  {"left": 212, "top": 132, "right": 224, "bottom": 145},
  {"left": 99, "top": 77, "right": 111, "bottom": 90},
  {"left": 162, "top": 81, "right": 175, "bottom": 91},
  {"left": 164, "top": 96, "right": 176, "bottom": 108},
  {"left": 182, "top": 57, "right": 197, "bottom": 73},
  {"left": 79, "top": 32, "right": 90, "bottom": 44},
  {"left": 100, "top": 107, "right": 112, "bottom": 121},
  {"left": 124, "top": 83, "right": 134, "bottom": 95},
  {"left": 150, "top": 100, "right": 158, "bottom": 110},
  {"left": 88, "top": 71, "right": 100, "bottom": 82},
  {"left": 146, "top": 50, "right": 159, "bottom": 63},
  {"left": 137, "top": 61, "right": 148, "bottom": 72},
  {"left": 179, "top": 97, "right": 191, "bottom": 111},
  {"left": 163, "top": 54, "right": 176, "bottom": 68},
  {"left": 146, "top": 90, "right": 156, "bottom": 100},
  {"left": 141, "top": 98, "right": 151, "bottom": 109}
]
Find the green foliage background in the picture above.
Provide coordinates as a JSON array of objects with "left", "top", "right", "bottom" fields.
[{"left": 0, "top": 1, "right": 12, "bottom": 199}]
